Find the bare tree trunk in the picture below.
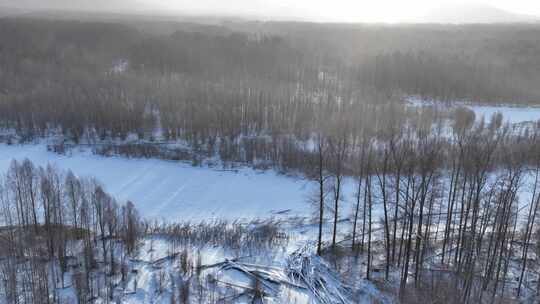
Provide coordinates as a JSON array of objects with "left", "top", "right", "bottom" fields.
[
  {"left": 366, "top": 174, "right": 373, "bottom": 280},
  {"left": 316, "top": 137, "right": 326, "bottom": 256},
  {"left": 517, "top": 167, "right": 540, "bottom": 296}
]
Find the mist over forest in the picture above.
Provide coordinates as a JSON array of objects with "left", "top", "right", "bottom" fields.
[
  {"left": 1, "top": 16, "right": 540, "bottom": 143},
  {"left": 1, "top": 3, "right": 540, "bottom": 304}
]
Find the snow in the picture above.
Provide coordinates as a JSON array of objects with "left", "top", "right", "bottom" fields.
[
  {"left": 118, "top": 235, "right": 318, "bottom": 304},
  {"left": 468, "top": 104, "right": 540, "bottom": 124},
  {"left": 1, "top": 98, "right": 537, "bottom": 302},
  {"left": 405, "top": 96, "right": 540, "bottom": 124},
  {"left": 111, "top": 59, "right": 129, "bottom": 74},
  {"left": 0, "top": 138, "right": 535, "bottom": 230},
  {"left": 0, "top": 143, "right": 316, "bottom": 222},
  {"left": 0, "top": 141, "right": 387, "bottom": 224}
]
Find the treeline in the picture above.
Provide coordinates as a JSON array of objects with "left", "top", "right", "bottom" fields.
[
  {"left": 0, "top": 159, "right": 140, "bottom": 303},
  {"left": 1, "top": 18, "right": 540, "bottom": 150},
  {"left": 0, "top": 159, "right": 294, "bottom": 303},
  {"left": 243, "top": 22, "right": 540, "bottom": 103},
  {"left": 309, "top": 107, "right": 540, "bottom": 302}
]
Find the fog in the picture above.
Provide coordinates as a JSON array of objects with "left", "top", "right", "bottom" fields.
[{"left": 1, "top": 0, "right": 540, "bottom": 23}]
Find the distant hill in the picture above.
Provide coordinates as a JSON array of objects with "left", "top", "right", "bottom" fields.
[
  {"left": 0, "top": 5, "right": 31, "bottom": 17},
  {"left": 0, "top": 0, "right": 158, "bottom": 13},
  {"left": 423, "top": 3, "right": 539, "bottom": 24},
  {"left": 3, "top": 1, "right": 539, "bottom": 24}
]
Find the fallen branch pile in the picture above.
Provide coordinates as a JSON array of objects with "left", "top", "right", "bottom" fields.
[
  {"left": 199, "top": 244, "right": 355, "bottom": 303},
  {"left": 286, "top": 244, "right": 353, "bottom": 304}
]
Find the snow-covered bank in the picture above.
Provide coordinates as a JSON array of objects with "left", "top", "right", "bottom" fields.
[
  {"left": 0, "top": 143, "right": 316, "bottom": 221},
  {"left": 405, "top": 96, "right": 540, "bottom": 124},
  {"left": 467, "top": 104, "right": 540, "bottom": 124},
  {"left": 0, "top": 141, "right": 535, "bottom": 224}
]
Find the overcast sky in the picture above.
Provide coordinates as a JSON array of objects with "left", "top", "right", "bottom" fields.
[
  {"left": 148, "top": 0, "right": 540, "bottom": 22},
  {"left": 3, "top": 0, "right": 540, "bottom": 23}
]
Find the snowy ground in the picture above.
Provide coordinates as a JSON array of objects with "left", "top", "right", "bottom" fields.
[
  {"left": 0, "top": 139, "right": 536, "bottom": 225},
  {"left": 468, "top": 104, "right": 540, "bottom": 124},
  {"left": 1, "top": 100, "right": 538, "bottom": 302},
  {"left": 0, "top": 143, "right": 379, "bottom": 303},
  {"left": 0, "top": 143, "right": 320, "bottom": 221},
  {"left": 405, "top": 96, "right": 540, "bottom": 124},
  {"left": 0, "top": 98, "right": 536, "bottom": 223},
  {"left": 0, "top": 143, "right": 374, "bottom": 224}
]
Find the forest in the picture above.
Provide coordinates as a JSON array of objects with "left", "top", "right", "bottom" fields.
[{"left": 1, "top": 15, "right": 540, "bottom": 303}]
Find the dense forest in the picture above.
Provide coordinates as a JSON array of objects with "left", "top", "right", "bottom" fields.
[{"left": 1, "top": 17, "right": 540, "bottom": 168}]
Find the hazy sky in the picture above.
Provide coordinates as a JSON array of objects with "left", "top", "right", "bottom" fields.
[
  {"left": 2, "top": 0, "right": 540, "bottom": 23},
  {"left": 152, "top": 0, "right": 540, "bottom": 22}
]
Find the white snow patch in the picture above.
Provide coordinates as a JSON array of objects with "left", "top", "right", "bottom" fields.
[
  {"left": 0, "top": 143, "right": 317, "bottom": 222},
  {"left": 467, "top": 104, "right": 540, "bottom": 124},
  {"left": 405, "top": 96, "right": 540, "bottom": 124}
]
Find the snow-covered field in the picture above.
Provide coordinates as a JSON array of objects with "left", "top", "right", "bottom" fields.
[
  {"left": 0, "top": 143, "right": 321, "bottom": 221},
  {"left": 0, "top": 139, "right": 536, "bottom": 225},
  {"left": 0, "top": 143, "right": 385, "bottom": 303},
  {"left": 405, "top": 96, "right": 540, "bottom": 124},
  {"left": 0, "top": 99, "right": 537, "bottom": 223}
]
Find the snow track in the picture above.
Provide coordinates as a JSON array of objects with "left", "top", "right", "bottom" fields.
[{"left": 0, "top": 143, "right": 315, "bottom": 221}]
